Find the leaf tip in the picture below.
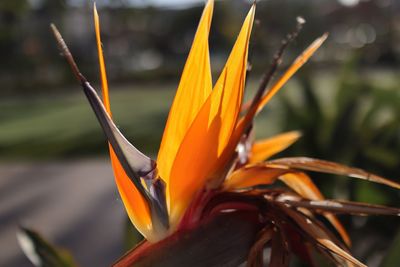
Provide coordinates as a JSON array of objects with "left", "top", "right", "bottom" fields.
[
  {"left": 296, "top": 16, "right": 306, "bottom": 25},
  {"left": 94, "top": 2, "right": 99, "bottom": 21},
  {"left": 16, "top": 227, "right": 41, "bottom": 267}
]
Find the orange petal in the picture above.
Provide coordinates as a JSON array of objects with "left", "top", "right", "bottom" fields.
[
  {"left": 256, "top": 34, "right": 328, "bottom": 114},
  {"left": 208, "top": 6, "right": 255, "bottom": 155},
  {"left": 279, "top": 172, "right": 351, "bottom": 247},
  {"left": 157, "top": 0, "right": 214, "bottom": 186},
  {"left": 109, "top": 148, "right": 153, "bottom": 236},
  {"left": 224, "top": 164, "right": 288, "bottom": 190},
  {"left": 94, "top": 5, "right": 153, "bottom": 239},
  {"left": 249, "top": 131, "right": 301, "bottom": 163},
  {"left": 168, "top": 5, "right": 256, "bottom": 226}
]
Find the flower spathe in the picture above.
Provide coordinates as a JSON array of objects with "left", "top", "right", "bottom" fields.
[{"left": 51, "top": 0, "right": 400, "bottom": 265}]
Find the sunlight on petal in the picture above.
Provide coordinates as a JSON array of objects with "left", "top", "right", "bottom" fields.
[
  {"left": 168, "top": 5, "right": 256, "bottom": 226},
  {"left": 157, "top": 0, "right": 214, "bottom": 190}
]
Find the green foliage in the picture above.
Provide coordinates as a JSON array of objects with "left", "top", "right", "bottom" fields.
[
  {"left": 277, "top": 57, "right": 400, "bottom": 201},
  {"left": 272, "top": 56, "right": 400, "bottom": 264},
  {"left": 381, "top": 228, "right": 400, "bottom": 267},
  {"left": 0, "top": 0, "right": 29, "bottom": 15}
]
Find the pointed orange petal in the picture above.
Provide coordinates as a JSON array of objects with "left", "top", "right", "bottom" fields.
[
  {"left": 168, "top": 5, "right": 256, "bottom": 226},
  {"left": 157, "top": 0, "right": 214, "bottom": 186},
  {"left": 279, "top": 172, "right": 351, "bottom": 247},
  {"left": 249, "top": 131, "right": 301, "bottom": 163},
  {"left": 94, "top": 5, "right": 153, "bottom": 239},
  {"left": 256, "top": 34, "right": 328, "bottom": 114},
  {"left": 94, "top": 4, "right": 111, "bottom": 114},
  {"left": 224, "top": 165, "right": 287, "bottom": 190},
  {"left": 110, "top": 149, "right": 153, "bottom": 236},
  {"left": 208, "top": 4, "right": 255, "bottom": 155}
]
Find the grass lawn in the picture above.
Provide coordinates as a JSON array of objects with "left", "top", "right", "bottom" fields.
[
  {"left": 0, "top": 68, "right": 397, "bottom": 160},
  {"left": 0, "top": 80, "right": 280, "bottom": 159}
]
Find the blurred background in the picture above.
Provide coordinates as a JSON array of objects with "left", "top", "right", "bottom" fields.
[{"left": 1, "top": 0, "right": 400, "bottom": 266}]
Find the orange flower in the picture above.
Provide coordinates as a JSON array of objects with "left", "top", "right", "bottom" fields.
[{"left": 51, "top": 1, "right": 400, "bottom": 265}]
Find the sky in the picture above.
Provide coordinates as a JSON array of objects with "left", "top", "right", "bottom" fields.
[
  {"left": 66, "top": 0, "right": 207, "bottom": 9},
  {"left": 28, "top": 0, "right": 366, "bottom": 9},
  {"left": 128, "top": 0, "right": 205, "bottom": 7}
]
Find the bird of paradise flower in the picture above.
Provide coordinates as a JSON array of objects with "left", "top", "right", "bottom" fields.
[{"left": 49, "top": 1, "right": 400, "bottom": 266}]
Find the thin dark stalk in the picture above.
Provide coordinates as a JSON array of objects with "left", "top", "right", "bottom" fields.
[
  {"left": 257, "top": 17, "right": 305, "bottom": 100},
  {"left": 50, "top": 24, "right": 86, "bottom": 84},
  {"left": 240, "top": 17, "right": 305, "bottom": 140}
]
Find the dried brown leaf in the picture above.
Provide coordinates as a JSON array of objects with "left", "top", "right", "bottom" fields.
[
  {"left": 276, "top": 204, "right": 366, "bottom": 267},
  {"left": 246, "top": 226, "right": 274, "bottom": 267},
  {"left": 281, "top": 198, "right": 400, "bottom": 216},
  {"left": 269, "top": 229, "right": 290, "bottom": 267},
  {"left": 268, "top": 157, "right": 400, "bottom": 189}
]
